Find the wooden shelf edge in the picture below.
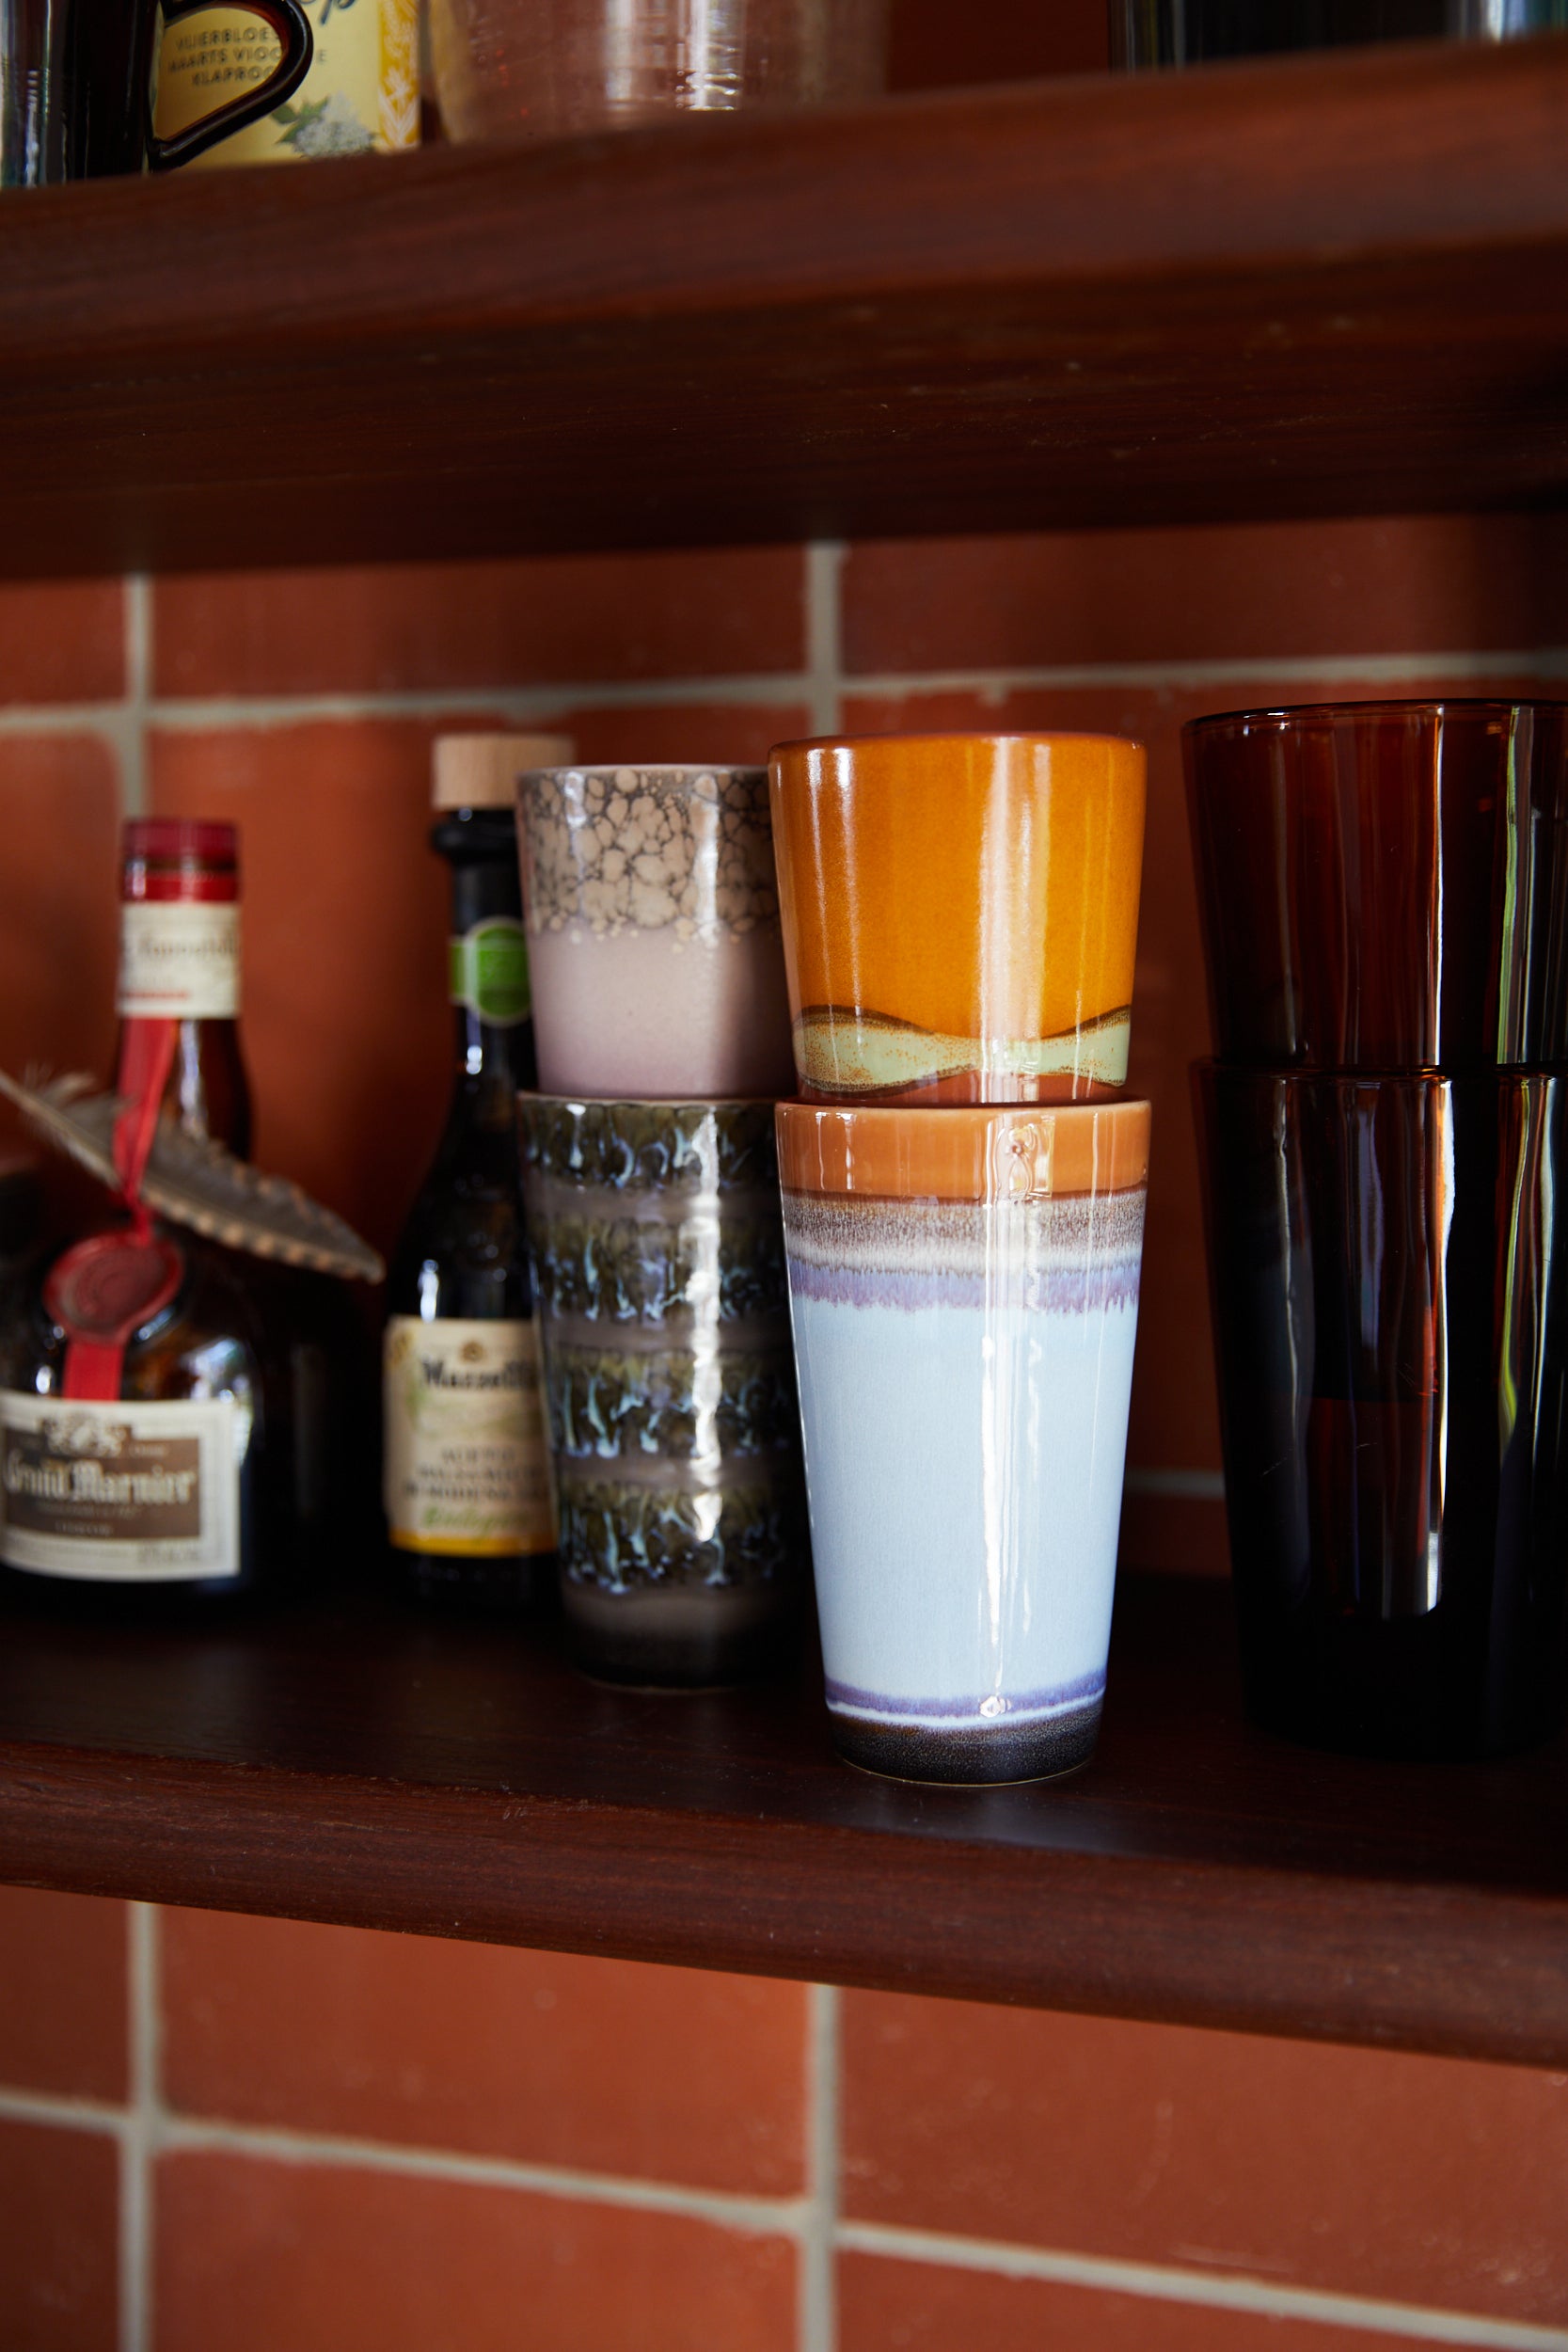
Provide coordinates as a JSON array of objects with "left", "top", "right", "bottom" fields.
[
  {"left": 0, "top": 39, "right": 1566, "bottom": 570},
  {"left": 2, "top": 1730, "right": 1565, "bottom": 2070}
]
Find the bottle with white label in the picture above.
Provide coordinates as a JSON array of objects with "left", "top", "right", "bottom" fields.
[
  {"left": 0, "top": 816, "right": 338, "bottom": 1609},
  {"left": 0, "top": 1227, "right": 273, "bottom": 1607},
  {"left": 117, "top": 818, "right": 251, "bottom": 1156},
  {"left": 384, "top": 734, "right": 572, "bottom": 1611}
]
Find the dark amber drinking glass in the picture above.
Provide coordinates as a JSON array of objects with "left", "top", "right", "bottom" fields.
[
  {"left": 1195, "top": 1062, "right": 1568, "bottom": 1758},
  {"left": 1184, "top": 702, "right": 1568, "bottom": 1072}
]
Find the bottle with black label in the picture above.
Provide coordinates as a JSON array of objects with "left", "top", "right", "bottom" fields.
[{"left": 384, "top": 733, "right": 572, "bottom": 1611}]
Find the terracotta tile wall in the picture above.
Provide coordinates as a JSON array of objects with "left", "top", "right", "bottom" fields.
[{"left": 1, "top": 529, "right": 1567, "bottom": 2347}]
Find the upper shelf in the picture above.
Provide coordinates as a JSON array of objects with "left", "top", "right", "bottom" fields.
[
  {"left": 1, "top": 1571, "right": 1565, "bottom": 2070},
  {"left": 5, "top": 36, "right": 1568, "bottom": 577}
]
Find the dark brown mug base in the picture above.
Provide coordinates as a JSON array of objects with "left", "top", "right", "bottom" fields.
[
  {"left": 828, "top": 1697, "right": 1102, "bottom": 1786},
  {"left": 562, "top": 1579, "right": 797, "bottom": 1689}
]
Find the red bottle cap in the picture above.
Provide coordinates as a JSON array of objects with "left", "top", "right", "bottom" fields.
[{"left": 121, "top": 818, "right": 238, "bottom": 866}]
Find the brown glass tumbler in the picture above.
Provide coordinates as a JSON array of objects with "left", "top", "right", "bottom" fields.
[
  {"left": 1195, "top": 1062, "right": 1568, "bottom": 1758},
  {"left": 1184, "top": 702, "right": 1568, "bottom": 1071}
]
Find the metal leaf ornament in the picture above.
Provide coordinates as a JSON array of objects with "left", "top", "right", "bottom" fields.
[{"left": 0, "top": 1070, "right": 384, "bottom": 1282}]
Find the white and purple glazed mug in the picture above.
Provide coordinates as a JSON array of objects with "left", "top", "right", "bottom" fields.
[{"left": 777, "top": 1100, "right": 1150, "bottom": 1783}]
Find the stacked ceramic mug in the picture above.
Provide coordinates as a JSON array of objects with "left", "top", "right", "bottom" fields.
[
  {"left": 768, "top": 733, "right": 1152, "bottom": 1782},
  {"left": 1185, "top": 700, "right": 1568, "bottom": 1758},
  {"left": 515, "top": 765, "right": 807, "bottom": 1687}
]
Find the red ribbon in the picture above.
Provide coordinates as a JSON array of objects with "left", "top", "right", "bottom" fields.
[{"left": 55, "top": 1015, "right": 181, "bottom": 1398}]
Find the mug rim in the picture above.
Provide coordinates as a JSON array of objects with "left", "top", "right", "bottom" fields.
[
  {"left": 769, "top": 729, "right": 1146, "bottom": 760},
  {"left": 516, "top": 762, "right": 766, "bottom": 784},
  {"left": 775, "top": 1097, "right": 1150, "bottom": 1200}
]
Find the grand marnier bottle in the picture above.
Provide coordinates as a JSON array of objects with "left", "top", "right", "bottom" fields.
[{"left": 0, "top": 819, "right": 321, "bottom": 1608}]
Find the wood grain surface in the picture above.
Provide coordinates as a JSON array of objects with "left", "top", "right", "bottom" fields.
[
  {"left": 1, "top": 38, "right": 1567, "bottom": 574},
  {"left": 0, "top": 1573, "right": 1562, "bottom": 2067}
]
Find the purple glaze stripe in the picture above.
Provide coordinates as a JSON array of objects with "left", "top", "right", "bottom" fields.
[
  {"left": 785, "top": 1257, "right": 1141, "bottom": 1313},
  {"left": 825, "top": 1670, "right": 1106, "bottom": 1721}
]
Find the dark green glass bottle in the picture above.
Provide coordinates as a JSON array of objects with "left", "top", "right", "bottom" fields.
[{"left": 383, "top": 735, "right": 571, "bottom": 1611}]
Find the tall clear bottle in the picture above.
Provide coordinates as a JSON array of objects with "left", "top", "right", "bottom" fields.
[{"left": 384, "top": 734, "right": 571, "bottom": 1610}]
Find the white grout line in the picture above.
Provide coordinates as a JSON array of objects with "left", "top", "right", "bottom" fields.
[
  {"left": 800, "top": 1984, "right": 842, "bottom": 2352},
  {"left": 119, "top": 1901, "right": 159, "bottom": 2352},
  {"left": 119, "top": 577, "right": 151, "bottom": 819},
  {"left": 1123, "top": 1468, "right": 1226, "bottom": 1500},
  {"left": 835, "top": 2222, "right": 1568, "bottom": 2350},
  {"left": 839, "top": 645, "right": 1568, "bottom": 704},
  {"left": 140, "top": 675, "right": 816, "bottom": 730},
  {"left": 0, "top": 641, "right": 1561, "bottom": 745},
  {"left": 806, "top": 544, "right": 845, "bottom": 736},
  {"left": 153, "top": 2111, "right": 811, "bottom": 2238},
  {"left": 0, "top": 2072, "right": 1559, "bottom": 2348},
  {"left": 0, "top": 2084, "right": 129, "bottom": 2137},
  {"left": 0, "top": 674, "right": 815, "bottom": 738}
]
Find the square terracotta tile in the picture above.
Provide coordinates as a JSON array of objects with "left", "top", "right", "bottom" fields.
[
  {"left": 0, "top": 581, "right": 124, "bottom": 707},
  {"left": 0, "top": 2116, "right": 118, "bottom": 2351},
  {"left": 0, "top": 1889, "right": 126, "bottom": 2100},
  {"left": 839, "top": 2255, "right": 1461, "bottom": 2350},
  {"left": 553, "top": 699, "right": 812, "bottom": 769},
  {"left": 162, "top": 1910, "right": 807, "bottom": 2195},
  {"left": 843, "top": 516, "right": 1568, "bottom": 679},
  {"left": 0, "top": 734, "right": 121, "bottom": 1166},
  {"left": 152, "top": 548, "right": 806, "bottom": 699},
  {"left": 149, "top": 708, "right": 809, "bottom": 1252},
  {"left": 154, "top": 2150, "right": 796, "bottom": 2352},
  {"left": 1119, "top": 1492, "right": 1228, "bottom": 1579},
  {"left": 841, "top": 1994, "right": 1568, "bottom": 2324},
  {"left": 149, "top": 718, "right": 468, "bottom": 1253},
  {"left": 888, "top": 0, "right": 1106, "bottom": 87},
  {"left": 841, "top": 671, "right": 1557, "bottom": 1489},
  {"left": 840, "top": 681, "right": 1220, "bottom": 1482}
]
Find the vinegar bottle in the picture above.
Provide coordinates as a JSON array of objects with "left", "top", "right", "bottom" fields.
[{"left": 384, "top": 734, "right": 571, "bottom": 1610}]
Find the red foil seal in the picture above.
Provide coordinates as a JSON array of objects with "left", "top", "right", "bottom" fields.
[{"left": 45, "top": 1232, "right": 183, "bottom": 1402}]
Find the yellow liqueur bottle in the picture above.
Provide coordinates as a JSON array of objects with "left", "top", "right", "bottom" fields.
[{"left": 153, "top": 0, "right": 420, "bottom": 166}]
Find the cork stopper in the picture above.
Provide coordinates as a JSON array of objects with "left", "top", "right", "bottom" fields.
[{"left": 433, "top": 733, "right": 577, "bottom": 811}]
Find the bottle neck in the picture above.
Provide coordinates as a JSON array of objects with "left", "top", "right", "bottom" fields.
[
  {"left": 115, "top": 853, "right": 251, "bottom": 1157},
  {"left": 445, "top": 826, "right": 533, "bottom": 1100}
]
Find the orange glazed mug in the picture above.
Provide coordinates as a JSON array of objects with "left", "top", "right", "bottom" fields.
[{"left": 768, "top": 733, "right": 1146, "bottom": 1104}]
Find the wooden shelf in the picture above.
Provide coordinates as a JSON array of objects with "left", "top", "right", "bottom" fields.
[
  {"left": 0, "top": 1570, "right": 1564, "bottom": 2067},
  {"left": 4, "top": 37, "right": 1568, "bottom": 576}
]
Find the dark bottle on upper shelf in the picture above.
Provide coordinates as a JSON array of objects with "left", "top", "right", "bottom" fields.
[
  {"left": 383, "top": 734, "right": 572, "bottom": 1612},
  {"left": 0, "top": 817, "right": 350, "bottom": 1610},
  {"left": 1109, "top": 0, "right": 1568, "bottom": 63}
]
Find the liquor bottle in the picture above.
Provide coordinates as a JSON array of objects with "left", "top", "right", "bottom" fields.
[
  {"left": 0, "top": 1223, "right": 284, "bottom": 1607},
  {"left": 384, "top": 733, "right": 571, "bottom": 1610},
  {"left": 119, "top": 813, "right": 371, "bottom": 1565},
  {"left": 117, "top": 818, "right": 251, "bottom": 1155},
  {"left": 0, "top": 817, "right": 368, "bottom": 1609}
]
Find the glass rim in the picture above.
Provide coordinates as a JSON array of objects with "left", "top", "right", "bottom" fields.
[
  {"left": 1194, "top": 1057, "right": 1565, "bottom": 1089},
  {"left": 1183, "top": 696, "right": 1568, "bottom": 739}
]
